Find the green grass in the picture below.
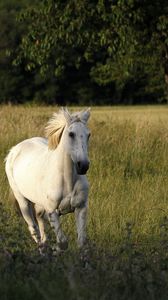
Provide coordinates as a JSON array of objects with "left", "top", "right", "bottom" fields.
[{"left": 1, "top": 105, "right": 168, "bottom": 299}]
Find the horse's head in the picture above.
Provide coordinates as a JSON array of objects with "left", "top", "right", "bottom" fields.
[
  {"left": 45, "top": 107, "right": 91, "bottom": 175},
  {"left": 63, "top": 108, "right": 91, "bottom": 175}
]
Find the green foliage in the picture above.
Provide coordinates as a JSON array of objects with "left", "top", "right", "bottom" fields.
[{"left": 1, "top": 0, "right": 168, "bottom": 104}]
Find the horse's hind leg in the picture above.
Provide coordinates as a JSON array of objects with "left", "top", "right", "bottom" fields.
[
  {"left": 34, "top": 204, "right": 47, "bottom": 244},
  {"left": 13, "top": 190, "right": 40, "bottom": 243}
]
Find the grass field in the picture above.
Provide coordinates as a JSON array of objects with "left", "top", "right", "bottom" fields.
[{"left": 1, "top": 105, "right": 168, "bottom": 299}]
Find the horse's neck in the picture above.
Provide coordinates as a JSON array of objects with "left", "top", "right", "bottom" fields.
[
  {"left": 63, "top": 152, "right": 75, "bottom": 194},
  {"left": 50, "top": 143, "right": 75, "bottom": 195}
]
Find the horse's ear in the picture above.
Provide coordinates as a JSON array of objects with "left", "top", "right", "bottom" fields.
[
  {"left": 62, "top": 107, "right": 72, "bottom": 124},
  {"left": 80, "top": 108, "right": 91, "bottom": 123},
  {"left": 47, "top": 126, "right": 65, "bottom": 150}
]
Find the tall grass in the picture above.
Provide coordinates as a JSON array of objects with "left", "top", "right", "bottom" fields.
[
  {"left": 1, "top": 105, "right": 168, "bottom": 299},
  {"left": 88, "top": 106, "right": 168, "bottom": 249}
]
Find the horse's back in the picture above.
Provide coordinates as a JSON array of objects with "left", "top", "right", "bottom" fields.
[
  {"left": 5, "top": 137, "right": 48, "bottom": 202},
  {"left": 6, "top": 137, "right": 47, "bottom": 170},
  {"left": 7, "top": 136, "right": 47, "bottom": 158},
  {"left": 15, "top": 137, "right": 48, "bottom": 152}
]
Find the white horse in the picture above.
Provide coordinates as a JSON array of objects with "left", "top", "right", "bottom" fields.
[{"left": 5, "top": 107, "right": 90, "bottom": 253}]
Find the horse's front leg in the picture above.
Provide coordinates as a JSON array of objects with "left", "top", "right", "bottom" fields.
[
  {"left": 75, "top": 205, "right": 87, "bottom": 249},
  {"left": 48, "top": 211, "right": 68, "bottom": 252},
  {"left": 75, "top": 206, "right": 91, "bottom": 267}
]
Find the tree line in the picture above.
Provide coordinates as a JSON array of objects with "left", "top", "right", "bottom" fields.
[{"left": 1, "top": 0, "right": 168, "bottom": 105}]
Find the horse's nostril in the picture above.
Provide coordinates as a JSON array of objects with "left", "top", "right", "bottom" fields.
[
  {"left": 76, "top": 160, "right": 89, "bottom": 174},
  {"left": 77, "top": 161, "right": 81, "bottom": 169}
]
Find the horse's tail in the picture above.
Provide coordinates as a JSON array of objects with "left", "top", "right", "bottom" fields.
[
  {"left": 5, "top": 146, "right": 22, "bottom": 215},
  {"left": 8, "top": 188, "right": 22, "bottom": 216},
  {"left": 5, "top": 147, "right": 36, "bottom": 218},
  {"left": 5, "top": 146, "right": 20, "bottom": 194}
]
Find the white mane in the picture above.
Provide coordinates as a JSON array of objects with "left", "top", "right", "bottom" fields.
[{"left": 45, "top": 109, "right": 67, "bottom": 150}]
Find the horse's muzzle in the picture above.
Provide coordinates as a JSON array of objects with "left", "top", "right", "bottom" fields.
[{"left": 76, "top": 160, "right": 90, "bottom": 175}]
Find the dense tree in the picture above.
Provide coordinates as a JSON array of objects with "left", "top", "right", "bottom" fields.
[
  {"left": 1, "top": 0, "right": 168, "bottom": 104},
  {"left": 0, "top": 0, "right": 39, "bottom": 103},
  {"left": 14, "top": 0, "right": 168, "bottom": 104}
]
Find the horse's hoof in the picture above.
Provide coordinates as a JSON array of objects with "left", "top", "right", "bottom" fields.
[
  {"left": 38, "top": 242, "right": 48, "bottom": 256},
  {"left": 57, "top": 239, "right": 68, "bottom": 251},
  {"left": 51, "top": 245, "right": 64, "bottom": 256}
]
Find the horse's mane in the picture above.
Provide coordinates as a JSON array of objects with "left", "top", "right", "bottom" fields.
[
  {"left": 45, "top": 109, "right": 67, "bottom": 150},
  {"left": 45, "top": 109, "right": 82, "bottom": 150}
]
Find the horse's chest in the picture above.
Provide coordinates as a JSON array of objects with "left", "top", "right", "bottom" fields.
[
  {"left": 58, "top": 188, "right": 85, "bottom": 215},
  {"left": 45, "top": 177, "right": 87, "bottom": 214}
]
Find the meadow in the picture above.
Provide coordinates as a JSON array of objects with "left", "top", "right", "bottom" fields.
[{"left": 0, "top": 105, "right": 168, "bottom": 299}]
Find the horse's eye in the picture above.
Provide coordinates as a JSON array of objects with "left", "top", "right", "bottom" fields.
[
  {"left": 88, "top": 133, "right": 91, "bottom": 140},
  {"left": 69, "top": 132, "right": 75, "bottom": 138}
]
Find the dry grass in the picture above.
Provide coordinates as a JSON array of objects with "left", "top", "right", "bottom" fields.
[{"left": 1, "top": 105, "right": 168, "bottom": 299}]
